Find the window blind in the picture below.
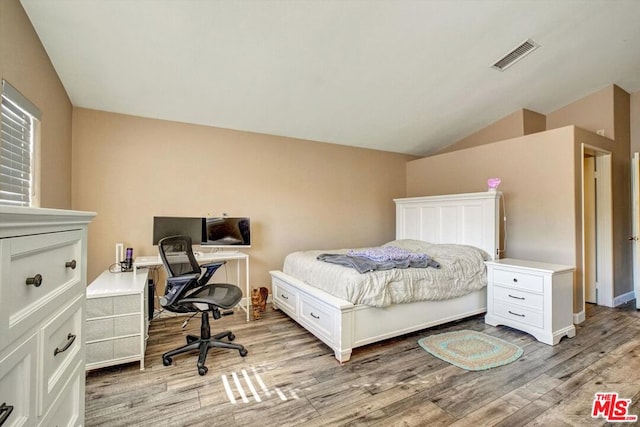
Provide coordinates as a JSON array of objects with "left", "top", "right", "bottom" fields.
[{"left": 0, "top": 80, "right": 41, "bottom": 207}]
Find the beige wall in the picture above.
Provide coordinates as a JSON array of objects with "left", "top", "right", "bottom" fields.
[
  {"left": 547, "top": 86, "right": 615, "bottom": 138},
  {"left": 0, "top": 0, "right": 73, "bottom": 209},
  {"left": 438, "top": 109, "right": 546, "bottom": 154},
  {"left": 409, "top": 84, "right": 634, "bottom": 312},
  {"left": 632, "top": 91, "right": 640, "bottom": 153},
  {"left": 408, "top": 127, "right": 577, "bottom": 265},
  {"left": 548, "top": 86, "right": 632, "bottom": 299},
  {"left": 72, "top": 108, "right": 416, "bottom": 291},
  {"left": 407, "top": 126, "right": 619, "bottom": 313}
]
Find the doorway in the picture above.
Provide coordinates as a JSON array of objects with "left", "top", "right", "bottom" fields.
[{"left": 581, "top": 144, "right": 613, "bottom": 313}]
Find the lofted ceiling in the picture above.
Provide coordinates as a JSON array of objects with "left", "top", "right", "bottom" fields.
[{"left": 19, "top": 0, "right": 640, "bottom": 156}]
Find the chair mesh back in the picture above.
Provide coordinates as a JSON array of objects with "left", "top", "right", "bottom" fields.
[{"left": 158, "top": 235, "right": 201, "bottom": 277}]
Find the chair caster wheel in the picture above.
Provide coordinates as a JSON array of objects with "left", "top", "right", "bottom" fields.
[
  {"left": 228, "top": 333, "right": 235, "bottom": 341},
  {"left": 239, "top": 348, "right": 248, "bottom": 357},
  {"left": 163, "top": 357, "right": 172, "bottom": 366},
  {"left": 198, "top": 366, "right": 208, "bottom": 376}
]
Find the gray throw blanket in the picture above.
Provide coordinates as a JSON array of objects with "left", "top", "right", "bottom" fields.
[{"left": 317, "top": 253, "right": 440, "bottom": 274}]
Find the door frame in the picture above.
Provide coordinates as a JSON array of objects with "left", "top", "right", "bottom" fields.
[
  {"left": 580, "top": 144, "right": 613, "bottom": 315},
  {"left": 633, "top": 152, "right": 640, "bottom": 309}
]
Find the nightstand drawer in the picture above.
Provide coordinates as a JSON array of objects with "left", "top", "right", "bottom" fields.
[
  {"left": 493, "top": 268, "right": 543, "bottom": 293},
  {"left": 493, "top": 285, "right": 543, "bottom": 310},
  {"left": 493, "top": 301, "right": 543, "bottom": 328}
]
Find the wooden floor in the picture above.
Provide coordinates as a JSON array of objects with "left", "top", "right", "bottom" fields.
[{"left": 85, "top": 303, "right": 640, "bottom": 426}]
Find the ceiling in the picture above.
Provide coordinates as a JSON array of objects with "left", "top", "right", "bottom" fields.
[{"left": 19, "top": 0, "right": 640, "bottom": 156}]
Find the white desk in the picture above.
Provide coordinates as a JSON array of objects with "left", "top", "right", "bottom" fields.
[
  {"left": 133, "top": 251, "right": 251, "bottom": 321},
  {"left": 86, "top": 269, "right": 150, "bottom": 370}
]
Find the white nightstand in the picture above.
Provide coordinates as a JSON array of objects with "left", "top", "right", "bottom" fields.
[{"left": 484, "top": 258, "right": 576, "bottom": 345}]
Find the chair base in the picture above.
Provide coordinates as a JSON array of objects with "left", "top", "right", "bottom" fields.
[{"left": 162, "top": 312, "right": 247, "bottom": 376}]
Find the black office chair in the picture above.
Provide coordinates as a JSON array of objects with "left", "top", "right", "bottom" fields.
[{"left": 158, "top": 235, "right": 247, "bottom": 375}]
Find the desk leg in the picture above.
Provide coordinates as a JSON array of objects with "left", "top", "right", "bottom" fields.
[{"left": 245, "top": 256, "right": 250, "bottom": 322}]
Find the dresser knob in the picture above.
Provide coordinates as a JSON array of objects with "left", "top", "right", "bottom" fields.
[
  {"left": 26, "top": 274, "right": 43, "bottom": 287},
  {"left": 65, "top": 259, "right": 77, "bottom": 269},
  {"left": 512, "top": 278, "right": 518, "bottom": 283}
]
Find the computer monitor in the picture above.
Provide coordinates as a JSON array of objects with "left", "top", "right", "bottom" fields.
[
  {"left": 152, "top": 216, "right": 203, "bottom": 245},
  {"left": 201, "top": 217, "right": 251, "bottom": 248}
]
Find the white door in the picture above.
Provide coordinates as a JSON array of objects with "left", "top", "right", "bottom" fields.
[{"left": 632, "top": 153, "right": 640, "bottom": 309}]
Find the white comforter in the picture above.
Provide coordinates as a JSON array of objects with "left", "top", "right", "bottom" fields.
[{"left": 282, "top": 239, "right": 490, "bottom": 307}]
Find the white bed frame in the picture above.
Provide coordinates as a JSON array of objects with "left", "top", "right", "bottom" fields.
[{"left": 270, "top": 191, "right": 501, "bottom": 363}]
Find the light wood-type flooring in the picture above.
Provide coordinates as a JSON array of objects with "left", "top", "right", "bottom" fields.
[{"left": 85, "top": 302, "right": 640, "bottom": 426}]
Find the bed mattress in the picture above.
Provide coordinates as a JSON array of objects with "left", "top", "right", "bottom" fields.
[{"left": 282, "top": 239, "right": 490, "bottom": 307}]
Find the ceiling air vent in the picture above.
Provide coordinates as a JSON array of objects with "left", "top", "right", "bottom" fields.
[{"left": 492, "top": 39, "right": 540, "bottom": 71}]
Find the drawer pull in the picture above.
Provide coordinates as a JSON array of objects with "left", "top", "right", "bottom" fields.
[
  {"left": 508, "top": 310, "right": 525, "bottom": 318},
  {"left": 54, "top": 333, "right": 76, "bottom": 356},
  {"left": 508, "top": 294, "right": 525, "bottom": 300},
  {"left": 65, "top": 259, "right": 77, "bottom": 269},
  {"left": 310, "top": 312, "right": 320, "bottom": 319},
  {"left": 25, "top": 274, "right": 43, "bottom": 287},
  {"left": 281, "top": 294, "right": 289, "bottom": 300},
  {"left": 0, "top": 402, "right": 13, "bottom": 426},
  {"left": 512, "top": 278, "right": 518, "bottom": 283}
]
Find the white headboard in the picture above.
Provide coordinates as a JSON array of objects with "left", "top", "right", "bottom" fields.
[{"left": 394, "top": 191, "right": 501, "bottom": 260}]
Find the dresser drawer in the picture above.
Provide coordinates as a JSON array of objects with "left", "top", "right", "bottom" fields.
[
  {"left": 0, "top": 333, "right": 37, "bottom": 427},
  {"left": 493, "top": 268, "right": 543, "bottom": 293},
  {"left": 299, "top": 295, "right": 334, "bottom": 341},
  {"left": 492, "top": 301, "right": 543, "bottom": 329},
  {"left": 0, "top": 230, "right": 83, "bottom": 351},
  {"left": 38, "top": 361, "right": 83, "bottom": 427},
  {"left": 272, "top": 277, "right": 298, "bottom": 315},
  {"left": 39, "top": 295, "right": 83, "bottom": 416},
  {"left": 493, "top": 285, "right": 543, "bottom": 310}
]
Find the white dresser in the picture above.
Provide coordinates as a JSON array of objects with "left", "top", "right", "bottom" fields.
[
  {"left": 86, "top": 269, "right": 150, "bottom": 370},
  {"left": 0, "top": 206, "right": 94, "bottom": 427},
  {"left": 485, "top": 258, "right": 576, "bottom": 345}
]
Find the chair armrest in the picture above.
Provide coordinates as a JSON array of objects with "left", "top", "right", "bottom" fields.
[
  {"left": 167, "top": 273, "right": 200, "bottom": 286},
  {"left": 199, "top": 261, "right": 226, "bottom": 285},
  {"left": 161, "top": 273, "right": 201, "bottom": 307}
]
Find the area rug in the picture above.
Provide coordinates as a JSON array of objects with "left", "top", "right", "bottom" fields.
[{"left": 418, "top": 330, "right": 523, "bottom": 371}]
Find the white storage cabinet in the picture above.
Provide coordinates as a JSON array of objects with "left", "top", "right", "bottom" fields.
[{"left": 86, "top": 269, "right": 150, "bottom": 370}]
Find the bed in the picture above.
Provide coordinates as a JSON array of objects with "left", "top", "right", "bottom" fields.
[{"left": 269, "top": 191, "right": 501, "bottom": 363}]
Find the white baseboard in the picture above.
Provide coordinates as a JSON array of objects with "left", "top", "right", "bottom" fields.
[
  {"left": 573, "top": 310, "right": 586, "bottom": 324},
  {"left": 613, "top": 291, "right": 635, "bottom": 307}
]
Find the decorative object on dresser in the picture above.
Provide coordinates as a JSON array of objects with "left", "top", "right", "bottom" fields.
[
  {"left": 0, "top": 206, "right": 94, "bottom": 426},
  {"left": 85, "top": 269, "right": 150, "bottom": 370},
  {"left": 484, "top": 258, "right": 576, "bottom": 345},
  {"left": 270, "top": 191, "right": 501, "bottom": 363},
  {"left": 418, "top": 330, "right": 523, "bottom": 371}
]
